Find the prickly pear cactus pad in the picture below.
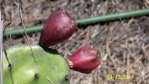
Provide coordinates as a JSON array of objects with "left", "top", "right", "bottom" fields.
[{"left": 3, "top": 45, "right": 70, "bottom": 84}]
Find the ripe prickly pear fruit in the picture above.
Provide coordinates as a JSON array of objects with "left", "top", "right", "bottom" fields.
[
  {"left": 68, "top": 45, "right": 101, "bottom": 74},
  {"left": 39, "top": 8, "right": 78, "bottom": 47},
  {"left": 3, "top": 45, "right": 70, "bottom": 84}
]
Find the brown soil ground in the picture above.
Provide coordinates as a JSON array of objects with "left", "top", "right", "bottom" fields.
[{"left": 2, "top": 0, "right": 149, "bottom": 84}]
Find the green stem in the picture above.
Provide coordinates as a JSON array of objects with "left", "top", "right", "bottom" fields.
[
  {"left": 76, "top": 8, "right": 149, "bottom": 25},
  {"left": 4, "top": 8, "right": 149, "bottom": 37},
  {"left": 4, "top": 25, "right": 43, "bottom": 37}
]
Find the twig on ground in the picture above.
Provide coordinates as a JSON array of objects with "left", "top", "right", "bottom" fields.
[{"left": 0, "top": 11, "right": 3, "bottom": 84}]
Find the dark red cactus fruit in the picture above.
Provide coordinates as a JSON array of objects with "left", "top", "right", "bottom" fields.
[
  {"left": 69, "top": 45, "right": 101, "bottom": 74},
  {"left": 39, "top": 8, "right": 78, "bottom": 47}
]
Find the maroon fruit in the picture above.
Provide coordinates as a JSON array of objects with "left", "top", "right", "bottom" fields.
[
  {"left": 69, "top": 45, "right": 101, "bottom": 74},
  {"left": 39, "top": 8, "right": 78, "bottom": 47}
]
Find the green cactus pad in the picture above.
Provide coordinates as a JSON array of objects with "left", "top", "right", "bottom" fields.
[{"left": 3, "top": 45, "right": 70, "bottom": 84}]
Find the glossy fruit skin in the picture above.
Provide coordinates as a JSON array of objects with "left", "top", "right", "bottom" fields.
[
  {"left": 39, "top": 9, "right": 78, "bottom": 47},
  {"left": 69, "top": 45, "right": 100, "bottom": 74}
]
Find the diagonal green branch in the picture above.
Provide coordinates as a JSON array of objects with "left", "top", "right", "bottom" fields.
[{"left": 4, "top": 8, "right": 149, "bottom": 37}]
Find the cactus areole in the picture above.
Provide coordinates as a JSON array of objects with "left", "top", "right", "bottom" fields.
[
  {"left": 39, "top": 8, "right": 78, "bottom": 48},
  {"left": 3, "top": 45, "right": 70, "bottom": 84},
  {"left": 69, "top": 45, "right": 101, "bottom": 74}
]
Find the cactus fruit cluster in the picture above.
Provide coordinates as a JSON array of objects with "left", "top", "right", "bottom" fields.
[{"left": 4, "top": 9, "right": 101, "bottom": 84}]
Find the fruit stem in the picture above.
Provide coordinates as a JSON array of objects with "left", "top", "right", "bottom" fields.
[{"left": 66, "top": 59, "right": 73, "bottom": 68}]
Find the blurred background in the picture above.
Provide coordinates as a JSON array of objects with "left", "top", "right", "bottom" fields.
[{"left": 1, "top": 0, "right": 149, "bottom": 84}]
